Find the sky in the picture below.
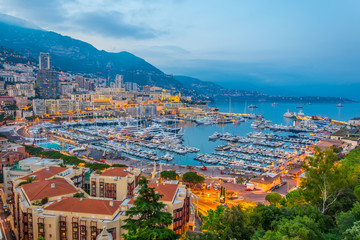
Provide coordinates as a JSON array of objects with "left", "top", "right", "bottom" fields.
[{"left": 1, "top": 0, "right": 360, "bottom": 99}]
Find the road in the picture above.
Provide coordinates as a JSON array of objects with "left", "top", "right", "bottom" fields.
[{"left": 273, "top": 177, "right": 298, "bottom": 195}]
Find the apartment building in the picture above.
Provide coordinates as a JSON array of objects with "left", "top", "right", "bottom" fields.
[
  {"left": 17, "top": 165, "right": 86, "bottom": 189},
  {"left": 33, "top": 99, "right": 46, "bottom": 116},
  {"left": 16, "top": 96, "right": 31, "bottom": 109},
  {"left": 43, "top": 197, "right": 125, "bottom": 239},
  {"left": 147, "top": 182, "right": 190, "bottom": 235},
  {"left": 0, "top": 151, "right": 24, "bottom": 171},
  {"left": 11, "top": 166, "right": 192, "bottom": 239},
  {"left": 125, "top": 105, "right": 157, "bottom": 118},
  {"left": 45, "top": 99, "right": 80, "bottom": 115},
  {"left": 12, "top": 178, "right": 83, "bottom": 240},
  {"left": 7, "top": 83, "right": 36, "bottom": 97},
  {"left": 90, "top": 167, "right": 141, "bottom": 201},
  {"left": 3, "top": 158, "right": 63, "bottom": 200}
]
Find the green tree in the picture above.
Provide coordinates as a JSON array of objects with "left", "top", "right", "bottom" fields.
[
  {"left": 122, "top": 177, "right": 180, "bottom": 240},
  {"left": 343, "top": 220, "right": 360, "bottom": 240},
  {"left": 354, "top": 186, "right": 360, "bottom": 201},
  {"left": 112, "top": 164, "right": 127, "bottom": 168},
  {"left": 336, "top": 202, "right": 360, "bottom": 234},
  {"left": 265, "top": 193, "right": 282, "bottom": 205},
  {"left": 182, "top": 172, "right": 204, "bottom": 186},
  {"left": 41, "top": 197, "right": 48, "bottom": 205},
  {"left": 285, "top": 190, "right": 305, "bottom": 207},
  {"left": 261, "top": 216, "right": 325, "bottom": 240},
  {"left": 247, "top": 204, "right": 287, "bottom": 232},
  {"left": 184, "top": 231, "right": 218, "bottom": 240},
  {"left": 199, "top": 205, "right": 252, "bottom": 240},
  {"left": 300, "top": 148, "right": 352, "bottom": 213},
  {"left": 160, "top": 170, "right": 178, "bottom": 180},
  {"left": 73, "top": 192, "right": 85, "bottom": 198}
]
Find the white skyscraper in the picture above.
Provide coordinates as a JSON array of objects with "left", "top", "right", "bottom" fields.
[
  {"left": 115, "top": 74, "right": 123, "bottom": 88},
  {"left": 39, "top": 53, "right": 50, "bottom": 70}
]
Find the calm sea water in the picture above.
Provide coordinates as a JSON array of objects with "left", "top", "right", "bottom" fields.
[
  {"left": 210, "top": 101, "right": 360, "bottom": 123},
  {"left": 166, "top": 101, "right": 360, "bottom": 166}
]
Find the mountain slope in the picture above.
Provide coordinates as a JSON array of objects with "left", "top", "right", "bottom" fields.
[
  {"left": 0, "top": 18, "right": 183, "bottom": 89},
  {"left": 174, "top": 75, "right": 259, "bottom": 97}
]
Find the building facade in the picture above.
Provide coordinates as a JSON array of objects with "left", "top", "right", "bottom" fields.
[
  {"left": 7, "top": 83, "right": 36, "bottom": 97},
  {"left": 90, "top": 167, "right": 141, "bottom": 201},
  {"left": 36, "top": 69, "right": 59, "bottom": 99}
]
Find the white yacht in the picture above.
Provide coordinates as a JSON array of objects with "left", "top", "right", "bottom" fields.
[
  {"left": 283, "top": 110, "right": 296, "bottom": 118},
  {"left": 297, "top": 110, "right": 305, "bottom": 117}
]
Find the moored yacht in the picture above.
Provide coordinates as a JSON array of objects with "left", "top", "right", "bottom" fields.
[{"left": 283, "top": 110, "right": 296, "bottom": 118}]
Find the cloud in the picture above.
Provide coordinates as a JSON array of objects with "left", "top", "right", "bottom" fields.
[
  {"left": 70, "top": 11, "right": 156, "bottom": 39},
  {"left": 0, "top": 0, "right": 68, "bottom": 25},
  {"left": 0, "top": 0, "right": 157, "bottom": 40}
]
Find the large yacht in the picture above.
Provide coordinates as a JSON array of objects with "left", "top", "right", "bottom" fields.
[{"left": 283, "top": 110, "right": 296, "bottom": 118}]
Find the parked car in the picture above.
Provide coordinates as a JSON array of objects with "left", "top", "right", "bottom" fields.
[{"left": 280, "top": 181, "right": 287, "bottom": 186}]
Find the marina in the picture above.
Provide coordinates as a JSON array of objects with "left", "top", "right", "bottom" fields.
[{"left": 25, "top": 101, "right": 352, "bottom": 177}]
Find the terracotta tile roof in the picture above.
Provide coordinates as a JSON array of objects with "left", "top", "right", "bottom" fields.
[
  {"left": 21, "top": 178, "right": 77, "bottom": 201},
  {"left": 45, "top": 197, "right": 122, "bottom": 215},
  {"left": 100, "top": 167, "right": 133, "bottom": 177},
  {"left": 148, "top": 183, "right": 178, "bottom": 202},
  {"left": 19, "top": 166, "right": 68, "bottom": 181}
]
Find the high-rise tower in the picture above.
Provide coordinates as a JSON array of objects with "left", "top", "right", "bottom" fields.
[
  {"left": 36, "top": 53, "right": 59, "bottom": 98},
  {"left": 39, "top": 53, "right": 50, "bottom": 70}
]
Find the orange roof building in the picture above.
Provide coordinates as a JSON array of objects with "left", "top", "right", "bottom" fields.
[
  {"left": 21, "top": 178, "right": 78, "bottom": 202},
  {"left": 19, "top": 166, "right": 69, "bottom": 181},
  {"left": 90, "top": 167, "right": 141, "bottom": 201},
  {"left": 130, "top": 181, "right": 191, "bottom": 235},
  {"left": 45, "top": 197, "right": 123, "bottom": 216}
]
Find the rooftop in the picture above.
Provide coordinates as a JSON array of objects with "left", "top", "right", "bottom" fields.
[
  {"left": 99, "top": 167, "right": 133, "bottom": 177},
  {"left": 313, "top": 139, "right": 344, "bottom": 151},
  {"left": 21, "top": 178, "right": 77, "bottom": 201},
  {"left": 19, "top": 166, "right": 68, "bottom": 181},
  {"left": 251, "top": 173, "right": 280, "bottom": 185},
  {"left": 45, "top": 197, "right": 122, "bottom": 216},
  {"left": 148, "top": 183, "right": 178, "bottom": 202}
]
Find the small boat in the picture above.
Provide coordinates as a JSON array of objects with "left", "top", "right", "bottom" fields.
[
  {"left": 271, "top": 103, "right": 278, "bottom": 106},
  {"left": 248, "top": 105, "right": 258, "bottom": 109},
  {"left": 336, "top": 103, "right": 344, "bottom": 107},
  {"left": 296, "top": 106, "right": 303, "bottom": 109}
]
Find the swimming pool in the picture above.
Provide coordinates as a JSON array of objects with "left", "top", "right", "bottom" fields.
[{"left": 38, "top": 141, "right": 75, "bottom": 151}]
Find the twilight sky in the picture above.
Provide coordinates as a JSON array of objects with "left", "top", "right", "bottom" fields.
[{"left": 1, "top": 0, "right": 360, "bottom": 98}]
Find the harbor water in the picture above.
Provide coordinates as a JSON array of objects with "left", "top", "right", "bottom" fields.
[{"left": 172, "top": 101, "right": 360, "bottom": 166}]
